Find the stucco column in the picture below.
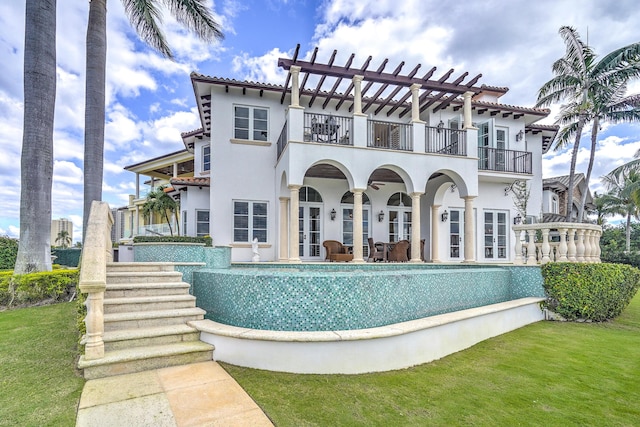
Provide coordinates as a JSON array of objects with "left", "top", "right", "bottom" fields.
[
  {"left": 353, "top": 75, "right": 365, "bottom": 116},
  {"left": 290, "top": 65, "right": 301, "bottom": 108},
  {"left": 410, "top": 192, "right": 423, "bottom": 262},
  {"left": 431, "top": 204, "right": 441, "bottom": 262},
  {"left": 135, "top": 173, "right": 140, "bottom": 199},
  {"left": 463, "top": 196, "right": 476, "bottom": 263},
  {"left": 463, "top": 91, "right": 475, "bottom": 129},
  {"left": 279, "top": 197, "right": 289, "bottom": 262},
  {"left": 288, "top": 185, "right": 301, "bottom": 263},
  {"left": 134, "top": 206, "right": 140, "bottom": 237},
  {"left": 410, "top": 83, "right": 423, "bottom": 123},
  {"left": 352, "top": 188, "right": 365, "bottom": 263}
]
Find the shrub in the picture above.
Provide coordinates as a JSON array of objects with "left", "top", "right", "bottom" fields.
[
  {"left": 0, "top": 269, "right": 79, "bottom": 308},
  {"left": 541, "top": 262, "right": 640, "bottom": 321},
  {"left": 0, "top": 236, "right": 18, "bottom": 270},
  {"left": 133, "top": 235, "right": 212, "bottom": 246}
]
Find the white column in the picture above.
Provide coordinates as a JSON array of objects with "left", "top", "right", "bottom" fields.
[
  {"left": 431, "top": 204, "right": 441, "bottom": 263},
  {"left": 514, "top": 228, "right": 523, "bottom": 265},
  {"left": 526, "top": 229, "right": 537, "bottom": 265},
  {"left": 173, "top": 162, "right": 178, "bottom": 178},
  {"left": 410, "top": 192, "right": 423, "bottom": 262},
  {"left": 290, "top": 65, "right": 301, "bottom": 108},
  {"left": 567, "top": 228, "right": 577, "bottom": 262},
  {"left": 463, "top": 196, "right": 476, "bottom": 263},
  {"left": 353, "top": 75, "right": 365, "bottom": 116},
  {"left": 463, "top": 91, "right": 475, "bottom": 129},
  {"left": 279, "top": 197, "right": 289, "bottom": 262},
  {"left": 135, "top": 173, "right": 140, "bottom": 199},
  {"left": 557, "top": 228, "right": 568, "bottom": 262},
  {"left": 352, "top": 188, "right": 365, "bottom": 263},
  {"left": 288, "top": 185, "right": 301, "bottom": 263},
  {"left": 410, "top": 83, "right": 423, "bottom": 123}
]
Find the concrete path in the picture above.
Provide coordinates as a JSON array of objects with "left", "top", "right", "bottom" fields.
[{"left": 76, "top": 361, "right": 273, "bottom": 426}]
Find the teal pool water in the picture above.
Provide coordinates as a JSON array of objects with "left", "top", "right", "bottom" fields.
[{"left": 192, "top": 264, "right": 544, "bottom": 332}]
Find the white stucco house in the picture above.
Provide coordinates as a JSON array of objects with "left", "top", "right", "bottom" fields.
[{"left": 123, "top": 46, "right": 558, "bottom": 263}]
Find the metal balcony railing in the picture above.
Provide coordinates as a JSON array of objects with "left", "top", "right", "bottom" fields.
[
  {"left": 367, "top": 119, "right": 412, "bottom": 151},
  {"left": 303, "top": 113, "right": 352, "bottom": 146},
  {"left": 425, "top": 126, "right": 466, "bottom": 156},
  {"left": 478, "top": 147, "right": 532, "bottom": 174}
]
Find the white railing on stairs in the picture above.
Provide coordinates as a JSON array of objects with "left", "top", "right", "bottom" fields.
[
  {"left": 512, "top": 222, "right": 602, "bottom": 265},
  {"left": 79, "top": 201, "right": 113, "bottom": 360}
]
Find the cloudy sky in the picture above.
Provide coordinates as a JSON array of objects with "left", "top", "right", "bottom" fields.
[{"left": 1, "top": 0, "right": 640, "bottom": 241}]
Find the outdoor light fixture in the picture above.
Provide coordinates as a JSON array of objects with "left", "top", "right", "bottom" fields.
[
  {"left": 441, "top": 210, "right": 449, "bottom": 222},
  {"left": 378, "top": 210, "right": 385, "bottom": 222},
  {"left": 330, "top": 208, "right": 336, "bottom": 221},
  {"left": 516, "top": 130, "right": 524, "bottom": 141},
  {"left": 513, "top": 213, "right": 522, "bottom": 225}
]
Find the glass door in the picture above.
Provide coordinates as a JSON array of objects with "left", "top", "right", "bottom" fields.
[
  {"left": 484, "top": 210, "right": 507, "bottom": 260},
  {"left": 299, "top": 204, "right": 322, "bottom": 260},
  {"left": 449, "top": 209, "right": 463, "bottom": 259},
  {"left": 388, "top": 209, "right": 412, "bottom": 242},
  {"left": 342, "top": 207, "right": 370, "bottom": 257}
]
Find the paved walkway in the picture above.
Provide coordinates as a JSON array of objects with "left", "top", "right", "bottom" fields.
[{"left": 76, "top": 361, "right": 273, "bottom": 426}]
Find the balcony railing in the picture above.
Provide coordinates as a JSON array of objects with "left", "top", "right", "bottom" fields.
[
  {"left": 478, "top": 147, "right": 532, "bottom": 174},
  {"left": 303, "top": 113, "right": 352, "bottom": 146},
  {"left": 367, "top": 119, "right": 412, "bottom": 151},
  {"left": 513, "top": 222, "right": 602, "bottom": 265},
  {"left": 425, "top": 126, "right": 466, "bottom": 156},
  {"left": 277, "top": 120, "right": 287, "bottom": 159}
]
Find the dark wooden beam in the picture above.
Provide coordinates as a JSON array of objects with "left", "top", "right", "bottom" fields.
[
  {"left": 323, "top": 53, "right": 355, "bottom": 109},
  {"left": 477, "top": 108, "right": 487, "bottom": 114},
  {"left": 514, "top": 113, "right": 524, "bottom": 119},
  {"left": 490, "top": 110, "right": 499, "bottom": 116},
  {"left": 386, "top": 67, "right": 435, "bottom": 116},
  {"left": 363, "top": 61, "right": 404, "bottom": 113},
  {"left": 280, "top": 43, "right": 300, "bottom": 104},
  {"left": 335, "top": 55, "right": 371, "bottom": 110},
  {"left": 349, "top": 58, "right": 388, "bottom": 112},
  {"left": 299, "top": 46, "right": 318, "bottom": 91},
  {"left": 308, "top": 49, "right": 337, "bottom": 108},
  {"left": 502, "top": 112, "right": 513, "bottom": 117},
  {"left": 200, "top": 94, "right": 211, "bottom": 101}
]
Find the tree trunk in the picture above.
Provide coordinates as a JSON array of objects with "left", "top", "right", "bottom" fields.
[
  {"left": 565, "top": 117, "right": 585, "bottom": 222},
  {"left": 83, "top": 0, "right": 107, "bottom": 240},
  {"left": 164, "top": 211, "right": 174, "bottom": 236},
  {"left": 14, "top": 0, "right": 57, "bottom": 274},
  {"left": 577, "top": 118, "right": 599, "bottom": 221},
  {"left": 626, "top": 212, "right": 632, "bottom": 252}
]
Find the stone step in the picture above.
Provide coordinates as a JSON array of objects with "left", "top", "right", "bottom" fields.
[
  {"left": 103, "top": 294, "right": 197, "bottom": 314},
  {"left": 78, "top": 341, "right": 214, "bottom": 380},
  {"left": 100, "top": 324, "right": 201, "bottom": 352},
  {"left": 106, "top": 271, "right": 184, "bottom": 284},
  {"left": 107, "top": 262, "right": 176, "bottom": 273},
  {"left": 104, "top": 307, "right": 206, "bottom": 332},
  {"left": 105, "top": 282, "right": 191, "bottom": 298}
]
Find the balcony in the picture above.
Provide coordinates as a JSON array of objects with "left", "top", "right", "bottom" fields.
[
  {"left": 478, "top": 147, "right": 532, "bottom": 174},
  {"left": 425, "top": 125, "right": 466, "bottom": 156},
  {"left": 304, "top": 113, "right": 353, "bottom": 145},
  {"left": 367, "top": 119, "right": 412, "bottom": 151}
]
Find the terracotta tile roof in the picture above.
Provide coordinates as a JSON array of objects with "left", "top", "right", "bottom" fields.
[{"left": 169, "top": 177, "right": 210, "bottom": 187}]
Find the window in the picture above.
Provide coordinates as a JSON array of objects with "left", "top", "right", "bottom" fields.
[
  {"left": 182, "top": 211, "right": 187, "bottom": 236},
  {"left": 196, "top": 210, "right": 209, "bottom": 237},
  {"left": 551, "top": 195, "right": 559, "bottom": 214},
  {"left": 202, "top": 145, "right": 210, "bottom": 171},
  {"left": 234, "top": 106, "right": 269, "bottom": 141},
  {"left": 233, "top": 201, "right": 268, "bottom": 242}
]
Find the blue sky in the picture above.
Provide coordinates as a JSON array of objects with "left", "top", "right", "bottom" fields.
[{"left": 1, "top": 0, "right": 640, "bottom": 241}]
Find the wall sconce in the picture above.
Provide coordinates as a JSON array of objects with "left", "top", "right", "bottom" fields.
[
  {"left": 330, "top": 208, "right": 336, "bottom": 221},
  {"left": 441, "top": 210, "right": 449, "bottom": 222},
  {"left": 513, "top": 213, "right": 522, "bottom": 225},
  {"left": 516, "top": 130, "right": 524, "bottom": 141},
  {"left": 378, "top": 210, "right": 385, "bottom": 222}
]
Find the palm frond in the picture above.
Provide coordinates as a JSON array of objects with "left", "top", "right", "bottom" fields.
[
  {"left": 162, "top": 0, "right": 224, "bottom": 43},
  {"left": 122, "top": 0, "right": 172, "bottom": 58}
]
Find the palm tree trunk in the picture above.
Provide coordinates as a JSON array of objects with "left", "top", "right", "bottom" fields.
[
  {"left": 626, "top": 212, "right": 632, "bottom": 252},
  {"left": 83, "top": 0, "right": 107, "bottom": 239},
  {"left": 565, "top": 117, "right": 585, "bottom": 222},
  {"left": 577, "top": 117, "right": 599, "bottom": 221},
  {"left": 14, "top": 0, "right": 57, "bottom": 274},
  {"left": 164, "top": 211, "right": 174, "bottom": 236}
]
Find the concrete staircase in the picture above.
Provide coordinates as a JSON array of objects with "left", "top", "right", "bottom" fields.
[{"left": 78, "top": 262, "right": 213, "bottom": 380}]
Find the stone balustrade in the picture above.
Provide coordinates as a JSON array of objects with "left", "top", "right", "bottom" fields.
[
  {"left": 512, "top": 222, "right": 602, "bottom": 265},
  {"left": 79, "top": 201, "right": 113, "bottom": 360}
]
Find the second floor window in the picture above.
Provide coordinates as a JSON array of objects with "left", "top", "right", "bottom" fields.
[
  {"left": 234, "top": 106, "right": 268, "bottom": 141},
  {"left": 203, "top": 145, "right": 210, "bottom": 171}
]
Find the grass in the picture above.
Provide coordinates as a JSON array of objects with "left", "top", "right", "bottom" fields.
[
  {"left": 224, "top": 293, "right": 640, "bottom": 426},
  {"left": 0, "top": 302, "right": 84, "bottom": 427}
]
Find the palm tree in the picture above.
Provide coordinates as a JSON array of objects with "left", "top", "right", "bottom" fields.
[
  {"left": 141, "top": 185, "right": 179, "bottom": 236},
  {"left": 537, "top": 26, "right": 640, "bottom": 221},
  {"left": 55, "top": 230, "right": 72, "bottom": 248},
  {"left": 83, "top": 0, "right": 224, "bottom": 237},
  {"left": 600, "top": 170, "right": 640, "bottom": 252},
  {"left": 14, "top": 0, "right": 57, "bottom": 275}
]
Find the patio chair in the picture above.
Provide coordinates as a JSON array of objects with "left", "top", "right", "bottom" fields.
[
  {"left": 367, "top": 237, "right": 385, "bottom": 262},
  {"left": 323, "top": 240, "right": 353, "bottom": 262},
  {"left": 387, "top": 240, "right": 409, "bottom": 262}
]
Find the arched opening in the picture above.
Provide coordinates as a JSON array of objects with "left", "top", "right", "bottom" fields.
[
  {"left": 340, "top": 191, "right": 371, "bottom": 256},
  {"left": 298, "top": 186, "right": 323, "bottom": 259},
  {"left": 386, "top": 192, "right": 412, "bottom": 242}
]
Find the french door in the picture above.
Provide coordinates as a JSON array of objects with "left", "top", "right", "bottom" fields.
[
  {"left": 388, "top": 209, "right": 412, "bottom": 242},
  {"left": 449, "top": 209, "right": 464, "bottom": 260},
  {"left": 484, "top": 210, "right": 507, "bottom": 260},
  {"left": 299, "top": 204, "right": 322, "bottom": 260},
  {"left": 342, "top": 207, "right": 370, "bottom": 257}
]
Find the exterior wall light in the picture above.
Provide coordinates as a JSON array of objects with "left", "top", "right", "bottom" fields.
[
  {"left": 441, "top": 210, "right": 449, "bottom": 222},
  {"left": 516, "top": 130, "right": 524, "bottom": 141},
  {"left": 378, "top": 210, "right": 385, "bottom": 222},
  {"left": 513, "top": 213, "right": 522, "bottom": 225},
  {"left": 330, "top": 208, "right": 336, "bottom": 221}
]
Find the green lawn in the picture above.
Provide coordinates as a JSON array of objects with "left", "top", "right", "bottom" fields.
[
  {"left": 0, "top": 302, "right": 84, "bottom": 427},
  {"left": 224, "top": 293, "right": 640, "bottom": 426}
]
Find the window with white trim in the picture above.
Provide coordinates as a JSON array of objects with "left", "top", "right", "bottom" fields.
[
  {"left": 182, "top": 211, "right": 187, "bottom": 236},
  {"left": 196, "top": 210, "right": 209, "bottom": 237},
  {"left": 551, "top": 195, "right": 559, "bottom": 214},
  {"left": 202, "top": 145, "right": 210, "bottom": 171},
  {"left": 233, "top": 201, "right": 268, "bottom": 242},
  {"left": 234, "top": 106, "right": 269, "bottom": 141}
]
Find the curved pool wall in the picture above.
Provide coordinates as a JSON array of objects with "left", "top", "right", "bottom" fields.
[{"left": 192, "top": 263, "right": 544, "bottom": 332}]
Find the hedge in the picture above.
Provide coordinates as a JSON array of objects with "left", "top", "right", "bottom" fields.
[
  {"left": 0, "top": 236, "right": 18, "bottom": 270},
  {"left": 51, "top": 248, "right": 82, "bottom": 267},
  {"left": 133, "top": 235, "right": 212, "bottom": 246},
  {"left": 541, "top": 262, "right": 640, "bottom": 321},
  {"left": 0, "top": 269, "right": 79, "bottom": 308}
]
